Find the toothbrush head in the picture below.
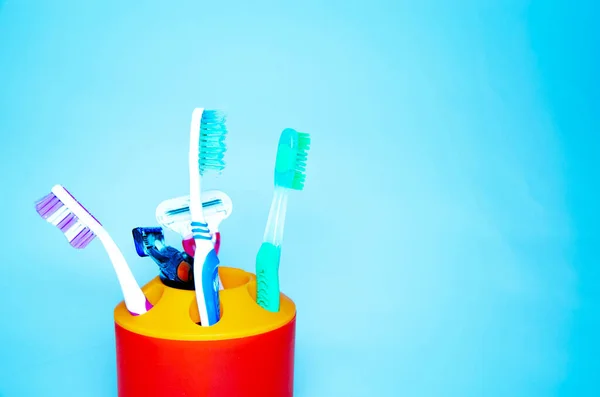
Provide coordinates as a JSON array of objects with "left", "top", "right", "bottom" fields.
[
  {"left": 198, "top": 110, "right": 227, "bottom": 175},
  {"left": 132, "top": 227, "right": 165, "bottom": 257},
  {"left": 274, "top": 128, "right": 311, "bottom": 190},
  {"left": 35, "top": 185, "right": 100, "bottom": 249}
]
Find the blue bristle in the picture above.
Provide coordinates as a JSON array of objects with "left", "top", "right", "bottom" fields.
[{"left": 199, "top": 110, "right": 227, "bottom": 174}]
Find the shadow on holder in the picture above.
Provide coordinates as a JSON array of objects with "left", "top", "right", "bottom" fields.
[{"left": 114, "top": 266, "right": 296, "bottom": 397}]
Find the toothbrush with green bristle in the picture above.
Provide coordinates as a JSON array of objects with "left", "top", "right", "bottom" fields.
[{"left": 256, "top": 128, "right": 311, "bottom": 312}]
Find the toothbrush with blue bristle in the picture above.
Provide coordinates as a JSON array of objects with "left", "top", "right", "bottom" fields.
[
  {"left": 188, "top": 108, "right": 227, "bottom": 326},
  {"left": 256, "top": 128, "right": 310, "bottom": 312}
]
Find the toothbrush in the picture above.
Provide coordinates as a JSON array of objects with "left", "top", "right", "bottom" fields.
[
  {"left": 188, "top": 108, "right": 227, "bottom": 326},
  {"left": 255, "top": 128, "right": 310, "bottom": 312},
  {"left": 155, "top": 190, "right": 232, "bottom": 256},
  {"left": 35, "top": 184, "right": 151, "bottom": 315}
]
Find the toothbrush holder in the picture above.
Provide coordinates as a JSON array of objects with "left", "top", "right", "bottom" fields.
[{"left": 113, "top": 266, "right": 296, "bottom": 396}]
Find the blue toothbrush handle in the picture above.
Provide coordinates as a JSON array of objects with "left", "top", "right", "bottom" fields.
[{"left": 201, "top": 249, "right": 221, "bottom": 325}]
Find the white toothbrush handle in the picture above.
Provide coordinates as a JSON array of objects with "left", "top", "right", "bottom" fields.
[
  {"left": 188, "top": 107, "right": 220, "bottom": 325},
  {"left": 51, "top": 185, "right": 149, "bottom": 315},
  {"left": 189, "top": 108, "right": 205, "bottom": 220},
  {"left": 96, "top": 230, "right": 149, "bottom": 315}
]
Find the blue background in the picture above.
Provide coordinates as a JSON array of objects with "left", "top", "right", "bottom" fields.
[{"left": 0, "top": 1, "right": 598, "bottom": 396}]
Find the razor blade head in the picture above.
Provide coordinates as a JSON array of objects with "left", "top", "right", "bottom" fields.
[
  {"left": 155, "top": 190, "right": 232, "bottom": 237},
  {"left": 132, "top": 227, "right": 165, "bottom": 257}
]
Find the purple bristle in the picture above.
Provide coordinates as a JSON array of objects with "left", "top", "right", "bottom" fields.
[
  {"left": 63, "top": 187, "right": 102, "bottom": 226},
  {"left": 36, "top": 187, "right": 100, "bottom": 250},
  {"left": 35, "top": 193, "right": 63, "bottom": 219},
  {"left": 35, "top": 193, "right": 54, "bottom": 212},
  {"left": 82, "top": 229, "right": 97, "bottom": 244},
  {"left": 57, "top": 213, "right": 77, "bottom": 232},
  {"left": 80, "top": 230, "right": 97, "bottom": 248},
  {"left": 70, "top": 227, "right": 96, "bottom": 249}
]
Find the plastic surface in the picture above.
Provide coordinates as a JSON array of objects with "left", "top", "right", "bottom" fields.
[
  {"left": 131, "top": 227, "right": 164, "bottom": 257},
  {"left": 188, "top": 108, "right": 227, "bottom": 327},
  {"left": 191, "top": 223, "right": 219, "bottom": 326},
  {"left": 263, "top": 186, "right": 289, "bottom": 246},
  {"left": 114, "top": 266, "right": 296, "bottom": 397},
  {"left": 35, "top": 186, "right": 99, "bottom": 249},
  {"left": 114, "top": 267, "right": 296, "bottom": 340},
  {"left": 149, "top": 245, "right": 194, "bottom": 289},
  {"left": 36, "top": 184, "right": 150, "bottom": 316},
  {"left": 199, "top": 248, "right": 220, "bottom": 325},
  {"left": 132, "top": 227, "right": 195, "bottom": 290},
  {"left": 155, "top": 191, "right": 232, "bottom": 239},
  {"left": 274, "top": 128, "right": 311, "bottom": 191},
  {"left": 254, "top": 129, "right": 311, "bottom": 312},
  {"left": 256, "top": 241, "right": 282, "bottom": 312},
  {"left": 183, "top": 231, "right": 222, "bottom": 256}
]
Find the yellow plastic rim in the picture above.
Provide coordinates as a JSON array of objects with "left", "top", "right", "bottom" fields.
[{"left": 114, "top": 267, "right": 296, "bottom": 341}]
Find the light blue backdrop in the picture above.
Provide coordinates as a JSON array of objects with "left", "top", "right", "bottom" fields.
[{"left": 0, "top": 1, "right": 598, "bottom": 396}]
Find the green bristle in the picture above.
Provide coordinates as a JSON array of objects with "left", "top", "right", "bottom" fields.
[
  {"left": 274, "top": 128, "right": 311, "bottom": 190},
  {"left": 291, "top": 133, "right": 310, "bottom": 190}
]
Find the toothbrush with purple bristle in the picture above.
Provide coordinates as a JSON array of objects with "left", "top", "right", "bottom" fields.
[{"left": 35, "top": 184, "right": 152, "bottom": 315}]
